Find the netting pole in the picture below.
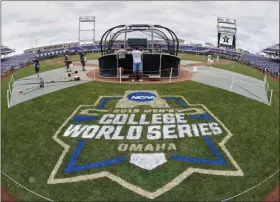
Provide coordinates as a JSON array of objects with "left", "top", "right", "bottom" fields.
[
  {"left": 159, "top": 54, "right": 162, "bottom": 77},
  {"left": 151, "top": 25, "right": 154, "bottom": 53},
  {"left": 264, "top": 75, "right": 267, "bottom": 83},
  {"left": 119, "top": 67, "right": 122, "bottom": 83},
  {"left": 11, "top": 73, "right": 14, "bottom": 83},
  {"left": 45, "top": 84, "right": 48, "bottom": 94},
  {"left": 269, "top": 89, "right": 273, "bottom": 106},
  {"left": 230, "top": 75, "right": 235, "bottom": 92},
  {"left": 7, "top": 89, "right": 10, "bottom": 108},
  {"left": 116, "top": 54, "right": 118, "bottom": 71},
  {"left": 169, "top": 68, "right": 173, "bottom": 83},
  {"left": 43, "top": 77, "right": 48, "bottom": 94},
  {"left": 8, "top": 81, "right": 12, "bottom": 95},
  {"left": 93, "top": 68, "right": 96, "bottom": 80},
  {"left": 266, "top": 82, "right": 270, "bottom": 92},
  {"left": 142, "top": 53, "right": 144, "bottom": 71},
  {"left": 124, "top": 26, "right": 127, "bottom": 48}
]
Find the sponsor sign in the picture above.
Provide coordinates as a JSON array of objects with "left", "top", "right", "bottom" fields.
[
  {"left": 48, "top": 90, "right": 243, "bottom": 199},
  {"left": 127, "top": 92, "right": 156, "bottom": 102}
]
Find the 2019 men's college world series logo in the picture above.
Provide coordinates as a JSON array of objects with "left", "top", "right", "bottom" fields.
[{"left": 48, "top": 90, "right": 244, "bottom": 199}]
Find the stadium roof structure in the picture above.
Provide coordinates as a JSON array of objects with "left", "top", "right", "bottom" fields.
[
  {"left": 261, "top": 44, "right": 280, "bottom": 55},
  {"left": 1, "top": 45, "right": 14, "bottom": 55}
]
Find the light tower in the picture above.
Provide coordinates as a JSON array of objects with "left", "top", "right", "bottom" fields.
[{"left": 78, "top": 16, "right": 96, "bottom": 45}]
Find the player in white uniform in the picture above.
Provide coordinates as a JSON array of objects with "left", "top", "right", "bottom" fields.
[
  {"left": 207, "top": 54, "right": 212, "bottom": 66},
  {"left": 131, "top": 47, "right": 143, "bottom": 82}
]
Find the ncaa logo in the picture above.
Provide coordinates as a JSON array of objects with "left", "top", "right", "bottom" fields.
[{"left": 127, "top": 92, "right": 156, "bottom": 102}]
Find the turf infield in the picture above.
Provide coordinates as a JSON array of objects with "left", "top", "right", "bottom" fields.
[{"left": 1, "top": 54, "right": 279, "bottom": 201}]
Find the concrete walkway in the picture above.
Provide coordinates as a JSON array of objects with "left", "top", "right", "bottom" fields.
[
  {"left": 9, "top": 66, "right": 95, "bottom": 108},
  {"left": 184, "top": 66, "right": 269, "bottom": 105},
  {"left": 7, "top": 60, "right": 269, "bottom": 108},
  {"left": 181, "top": 60, "right": 202, "bottom": 65},
  {"left": 86, "top": 60, "right": 99, "bottom": 65}
]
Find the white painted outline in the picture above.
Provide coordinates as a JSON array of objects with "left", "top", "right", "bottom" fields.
[
  {"left": 185, "top": 66, "right": 265, "bottom": 86},
  {"left": 47, "top": 94, "right": 244, "bottom": 199},
  {"left": 1, "top": 171, "right": 53, "bottom": 201},
  {"left": 221, "top": 169, "right": 279, "bottom": 201}
]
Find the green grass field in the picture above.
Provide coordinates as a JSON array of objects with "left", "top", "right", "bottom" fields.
[{"left": 1, "top": 53, "right": 279, "bottom": 201}]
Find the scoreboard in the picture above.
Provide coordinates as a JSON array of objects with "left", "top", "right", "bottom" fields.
[
  {"left": 127, "top": 38, "right": 147, "bottom": 47},
  {"left": 217, "top": 17, "right": 237, "bottom": 49}
]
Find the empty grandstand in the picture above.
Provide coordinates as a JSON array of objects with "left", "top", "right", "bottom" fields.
[
  {"left": 1, "top": 45, "right": 35, "bottom": 74},
  {"left": 262, "top": 44, "right": 279, "bottom": 58},
  {"left": 1, "top": 45, "right": 14, "bottom": 56},
  {"left": 1, "top": 52, "right": 35, "bottom": 74},
  {"left": 24, "top": 42, "right": 80, "bottom": 53},
  {"left": 1, "top": 41, "right": 279, "bottom": 78},
  {"left": 240, "top": 53, "right": 279, "bottom": 77}
]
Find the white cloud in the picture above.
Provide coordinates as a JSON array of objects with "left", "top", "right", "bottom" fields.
[{"left": 2, "top": 1, "right": 279, "bottom": 54}]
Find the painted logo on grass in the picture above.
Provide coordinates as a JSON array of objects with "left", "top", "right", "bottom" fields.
[
  {"left": 127, "top": 92, "right": 156, "bottom": 102},
  {"left": 48, "top": 90, "right": 243, "bottom": 199}
]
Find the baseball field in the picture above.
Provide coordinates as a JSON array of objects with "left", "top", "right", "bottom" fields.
[{"left": 1, "top": 53, "right": 279, "bottom": 201}]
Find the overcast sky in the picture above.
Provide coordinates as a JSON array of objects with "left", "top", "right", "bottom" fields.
[{"left": 2, "top": 1, "right": 279, "bottom": 54}]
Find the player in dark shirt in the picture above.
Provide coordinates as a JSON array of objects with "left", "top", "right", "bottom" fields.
[
  {"left": 33, "top": 56, "right": 40, "bottom": 78},
  {"left": 80, "top": 53, "right": 86, "bottom": 71}
]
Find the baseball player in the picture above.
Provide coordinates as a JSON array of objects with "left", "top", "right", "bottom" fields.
[
  {"left": 64, "top": 55, "right": 72, "bottom": 72},
  {"left": 33, "top": 56, "right": 40, "bottom": 78},
  {"left": 207, "top": 54, "right": 212, "bottom": 66},
  {"left": 116, "top": 45, "right": 127, "bottom": 77},
  {"left": 131, "top": 47, "right": 143, "bottom": 82},
  {"left": 80, "top": 53, "right": 86, "bottom": 71}
]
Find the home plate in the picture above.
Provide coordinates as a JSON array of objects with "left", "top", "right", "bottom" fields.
[{"left": 130, "top": 153, "right": 167, "bottom": 170}]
